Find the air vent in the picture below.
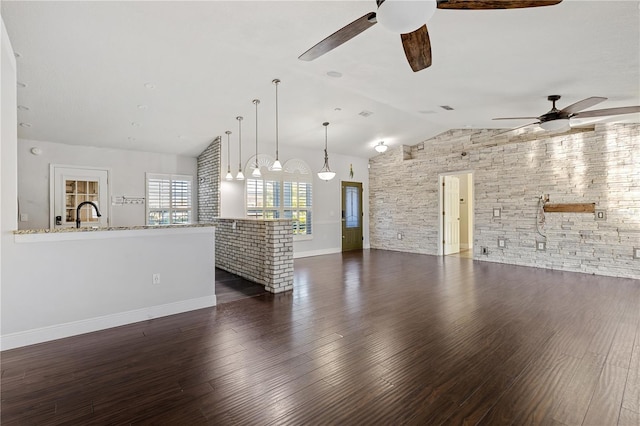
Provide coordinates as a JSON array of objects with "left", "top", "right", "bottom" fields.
[
  {"left": 440, "top": 105, "right": 454, "bottom": 111},
  {"left": 359, "top": 110, "right": 374, "bottom": 117}
]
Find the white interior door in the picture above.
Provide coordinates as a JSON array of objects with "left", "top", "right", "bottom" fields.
[
  {"left": 444, "top": 175, "right": 460, "bottom": 255},
  {"left": 51, "top": 166, "right": 109, "bottom": 229}
]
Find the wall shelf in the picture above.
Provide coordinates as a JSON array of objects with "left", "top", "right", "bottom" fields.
[{"left": 543, "top": 203, "right": 596, "bottom": 213}]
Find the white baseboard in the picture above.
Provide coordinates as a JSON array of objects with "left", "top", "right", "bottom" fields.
[
  {"left": 294, "top": 247, "right": 342, "bottom": 259},
  {"left": 0, "top": 295, "right": 216, "bottom": 351}
]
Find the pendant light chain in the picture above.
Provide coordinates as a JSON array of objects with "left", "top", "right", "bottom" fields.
[
  {"left": 271, "top": 79, "right": 282, "bottom": 171},
  {"left": 236, "top": 116, "right": 244, "bottom": 180},
  {"left": 252, "top": 99, "right": 261, "bottom": 178},
  {"left": 225, "top": 130, "right": 233, "bottom": 181}
]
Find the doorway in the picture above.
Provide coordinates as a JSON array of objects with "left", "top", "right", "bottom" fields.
[
  {"left": 438, "top": 172, "right": 474, "bottom": 257},
  {"left": 341, "top": 181, "right": 363, "bottom": 251},
  {"left": 50, "top": 165, "right": 110, "bottom": 229}
]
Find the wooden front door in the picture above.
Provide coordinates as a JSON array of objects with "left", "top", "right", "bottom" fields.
[{"left": 342, "top": 181, "right": 363, "bottom": 251}]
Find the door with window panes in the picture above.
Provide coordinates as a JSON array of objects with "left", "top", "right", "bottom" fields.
[
  {"left": 342, "top": 181, "right": 363, "bottom": 251},
  {"left": 51, "top": 165, "right": 109, "bottom": 229}
]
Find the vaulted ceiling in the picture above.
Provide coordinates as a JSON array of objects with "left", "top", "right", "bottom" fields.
[{"left": 2, "top": 0, "right": 639, "bottom": 158}]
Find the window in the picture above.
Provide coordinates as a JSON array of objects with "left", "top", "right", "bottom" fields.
[
  {"left": 245, "top": 156, "right": 313, "bottom": 238},
  {"left": 146, "top": 173, "right": 193, "bottom": 225}
]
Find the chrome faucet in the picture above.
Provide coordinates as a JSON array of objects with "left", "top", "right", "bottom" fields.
[{"left": 76, "top": 201, "right": 102, "bottom": 228}]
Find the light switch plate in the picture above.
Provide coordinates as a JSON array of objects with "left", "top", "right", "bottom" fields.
[
  {"left": 493, "top": 207, "right": 501, "bottom": 218},
  {"left": 536, "top": 241, "right": 546, "bottom": 251},
  {"left": 498, "top": 238, "right": 506, "bottom": 249},
  {"left": 634, "top": 248, "right": 640, "bottom": 259},
  {"left": 595, "top": 209, "right": 606, "bottom": 221}
]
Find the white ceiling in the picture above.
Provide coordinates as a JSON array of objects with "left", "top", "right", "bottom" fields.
[{"left": 2, "top": 0, "right": 639, "bottom": 159}]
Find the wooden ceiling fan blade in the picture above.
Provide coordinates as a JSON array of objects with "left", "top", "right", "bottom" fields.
[
  {"left": 561, "top": 97, "right": 607, "bottom": 114},
  {"left": 437, "top": 0, "right": 562, "bottom": 10},
  {"left": 495, "top": 121, "right": 540, "bottom": 135},
  {"left": 298, "top": 13, "right": 377, "bottom": 61},
  {"left": 572, "top": 106, "right": 640, "bottom": 119},
  {"left": 401, "top": 25, "right": 432, "bottom": 72}
]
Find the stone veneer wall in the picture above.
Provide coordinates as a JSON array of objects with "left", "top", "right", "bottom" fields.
[
  {"left": 369, "top": 123, "right": 639, "bottom": 280},
  {"left": 197, "top": 137, "right": 221, "bottom": 220},
  {"left": 209, "top": 218, "right": 294, "bottom": 293}
]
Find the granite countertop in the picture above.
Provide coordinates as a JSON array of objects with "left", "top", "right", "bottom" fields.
[{"left": 14, "top": 223, "right": 216, "bottom": 235}]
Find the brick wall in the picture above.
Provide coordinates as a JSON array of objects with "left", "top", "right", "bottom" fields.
[
  {"left": 209, "top": 218, "right": 294, "bottom": 293},
  {"left": 197, "top": 137, "right": 221, "bottom": 221},
  {"left": 369, "top": 124, "right": 640, "bottom": 279}
]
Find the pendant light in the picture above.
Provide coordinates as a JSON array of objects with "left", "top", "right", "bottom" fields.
[
  {"left": 236, "top": 116, "right": 245, "bottom": 180},
  {"left": 270, "top": 79, "right": 283, "bottom": 171},
  {"left": 224, "top": 130, "right": 233, "bottom": 181},
  {"left": 252, "top": 99, "right": 261, "bottom": 178},
  {"left": 317, "top": 122, "right": 336, "bottom": 181}
]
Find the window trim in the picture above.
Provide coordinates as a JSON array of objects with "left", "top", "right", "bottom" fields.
[
  {"left": 145, "top": 173, "right": 194, "bottom": 225},
  {"left": 245, "top": 155, "right": 313, "bottom": 241}
]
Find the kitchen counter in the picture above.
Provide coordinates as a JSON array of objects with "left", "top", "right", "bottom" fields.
[{"left": 13, "top": 223, "right": 216, "bottom": 243}]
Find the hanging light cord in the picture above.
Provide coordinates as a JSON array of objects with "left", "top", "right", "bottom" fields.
[
  {"left": 323, "top": 122, "right": 330, "bottom": 168},
  {"left": 253, "top": 99, "right": 260, "bottom": 169},
  {"left": 225, "top": 131, "right": 231, "bottom": 173},
  {"left": 273, "top": 79, "right": 279, "bottom": 162},
  {"left": 237, "top": 116, "right": 243, "bottom": 172}
]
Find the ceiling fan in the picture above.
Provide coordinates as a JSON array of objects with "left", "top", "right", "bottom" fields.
[
  {"left": 298, "top": 0, "right": 563, "bottom": 72},
  {"left": 493, "top": 95, "right": 640, "bottom": 133}
]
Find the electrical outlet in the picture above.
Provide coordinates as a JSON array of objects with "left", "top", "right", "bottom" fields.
[
  {"left": 595, "top": 210, "right": 606, "bottom": 221},
  {"left": 19, "top": 213, "right": 28, "bottom": 222},
  {"left": 397, "top": 233, "right": 403, "bottom": 240},
  {"left": 152, "top": 273, "right": 161, "bottom": 284},
  {"left": 498, "top": 238, "right": 507, "bottom": 249},
  {"left": 536, "top": 241, "right": 546, "bottom": 251},
  {"left": 493, "top": 208, "right": 501, "bottom": 218},
  {"left": 634, "top": 248, "right": 640, "bottom": 260},
  {"left": 481, "top": 246, "right": 489, "bottom": 255}
]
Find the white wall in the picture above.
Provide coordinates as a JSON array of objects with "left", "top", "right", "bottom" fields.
[
  {"left": 3, "top": 228, "right": 215, "bottom": 349},
  {"left": 18, "top": 139, "right": 198, "bottom": 229},
  {"left": 1, "top": 19, "right": 19, "bottom": 327},
  {"left": 220, "top": 142, "right": 370, "bottom": 258}
]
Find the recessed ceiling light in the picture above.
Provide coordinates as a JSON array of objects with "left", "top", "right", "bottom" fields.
[
  {"left": 19, "top": 122, "right": 32, "bottom": 128},
  {"left": 137, "top": 104, "right": 148, "bottom": 110},
  {"left": 17, "top": 81, "right": 27, "bottom": 88},
  {"left": 131, "top": 122, "right": 140, "bottom": 127},
  {"left": 144, "top": 83, "right": 156, "bottom": 89},
  {"left": 327, "top": 71, "right": 342, "bottom": 78},
  {"left": 17, "top": 105, "right": 30, "bottom": 111}
]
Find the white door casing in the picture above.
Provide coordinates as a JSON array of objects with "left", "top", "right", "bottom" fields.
[
  {"left": 50, "top": 165, "right": 110, "bottom": 229},
  {"left": 443, "top": 175, "right": 460, "bottom": 255}
]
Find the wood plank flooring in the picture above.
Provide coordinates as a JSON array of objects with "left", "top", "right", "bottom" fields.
[{"left": 1, "top": 249, "right": 639, "bottom": 425}]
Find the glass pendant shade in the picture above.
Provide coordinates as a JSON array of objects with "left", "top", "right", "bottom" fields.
[
  {"left": 317, "top": 122, "right": 336, "bottom": 181},
  {"left": 375, "top": 141, "right": 388, "bottom": 153},
  {"left": 236, "top": 116, "right": 244, "bottom": 180},
  {"left": 270, "top": 79, "right": 283, "bottom": 172},
  {"left": 377, "top": 0, "right": 437, "bottom": 34}
]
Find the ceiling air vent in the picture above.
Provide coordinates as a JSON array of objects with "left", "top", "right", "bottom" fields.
[
  {"left": 440, "top": 105, "right": 454, "bottom": 111},
  {"left": 359, "top": 110, "right": 374, "bottom": 117}
]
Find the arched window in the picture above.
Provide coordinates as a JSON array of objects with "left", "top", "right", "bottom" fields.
[{"left": 245, "top": 155, "right": 313, "bottom": 239}]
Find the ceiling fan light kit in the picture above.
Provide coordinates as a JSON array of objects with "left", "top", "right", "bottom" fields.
[
  {"left": 376, "top": 0, "right": 437, "bottom": 34},
  {"left": 539, "top": 118, "right": 570, "bottom": 132}
]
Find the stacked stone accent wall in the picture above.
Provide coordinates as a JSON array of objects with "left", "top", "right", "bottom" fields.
[
  {"left": 369, "top": 124, "right": 640, "bottom": 279},
  {"left": 209, "top": 218, "right": 294, "bottom": 293},
  {"left": 197, "top": 137, "right": 221, "bottom": 221}
]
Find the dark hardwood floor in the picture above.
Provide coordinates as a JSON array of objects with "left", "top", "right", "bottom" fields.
[
  {"left": 214, "top": 268, "right": 268, "bottom": 305},
  {"left": 1, "top": 250, "right": 639, "bottom": 425}
]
